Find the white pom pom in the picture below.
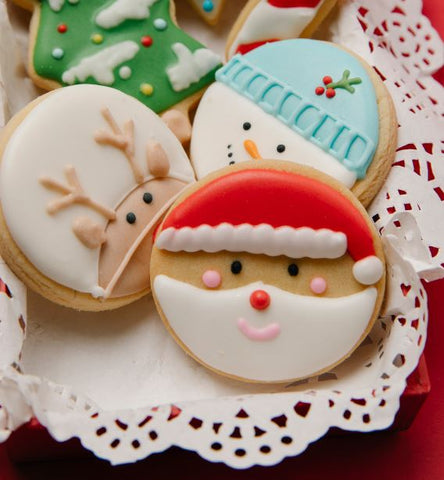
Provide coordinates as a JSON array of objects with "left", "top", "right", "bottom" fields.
[{"left": 353, "top": 256, "right": 384, "bottom": 285}]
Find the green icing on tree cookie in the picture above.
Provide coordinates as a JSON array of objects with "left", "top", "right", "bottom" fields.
[{"left": 32, "top": 0, "right": 222, "bottom": 113}]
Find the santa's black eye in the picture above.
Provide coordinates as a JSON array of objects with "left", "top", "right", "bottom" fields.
[
  {"left": 126, "top": 212, "right": 136, "bottom": 224},
  {"left": 231, "top": 260, "right": 242, "bottom": 274},
  {"left": 277, "top": 144, "right": 286, "bottom": 153},
  {"left": 243, "top": 122, "right": 251, "bottom": 131},
  {"left": 143, "top": 192, "right": 153, "bottom": 204},
  {"left": 288, "top": 263, "right": 299, "bottom": 276}
]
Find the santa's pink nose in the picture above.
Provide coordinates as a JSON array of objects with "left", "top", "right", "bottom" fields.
[{"left": 250, "top": 290, "right": 271, "bottom": 310}]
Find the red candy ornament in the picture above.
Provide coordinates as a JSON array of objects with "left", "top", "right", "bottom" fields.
[
  {"left": 141, "top": 35, "right": 153, "bottom": 47},
  {"left": 57, "top": 24, "right": 68, "bottom": 34}
]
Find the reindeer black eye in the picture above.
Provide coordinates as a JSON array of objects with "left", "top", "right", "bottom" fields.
[
  {"left": 277, "top": 144, "right": 286, "bottom": 153},
  {"left": 231, "top": 260, "right": 242, "bottom": 274},
  {"left": 126, "top": 212, "right": 136, "bottom": 224},
  {"left": 243, "top": 122, "right": 251, "bottom": 131},
  {"left": 288, "top": 263, "right": 299, "bottom": 276},
  {"left": 143, "top": 192, "right": 153, "bottom": 204}
]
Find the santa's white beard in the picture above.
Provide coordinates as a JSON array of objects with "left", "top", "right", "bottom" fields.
[{"left": 154, "top": 276, "right": 378, "bottom": 383}]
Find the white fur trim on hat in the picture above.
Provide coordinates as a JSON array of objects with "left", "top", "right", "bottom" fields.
[
  {"left": 156, "top": 223, "right": 347, "bottom": 259},
  {"left": 352, "top": 256, "right": 384, "bottom": 285}
]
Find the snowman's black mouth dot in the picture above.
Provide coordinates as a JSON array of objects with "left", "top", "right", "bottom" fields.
[
  {"left": 228, "top": 152, "right": 233, "bottom": 158},
  {"left": 126, "top": 212, "right": 136, "bottom": 224},
  {"left": 229, "top": 161, "right": 236, "bottom": 165}
]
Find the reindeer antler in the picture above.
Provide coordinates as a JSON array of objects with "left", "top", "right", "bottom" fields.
[
  {"left": 95, "top": 108, "right": 144, "bottom": 184},
  {"left": 40, "top": 165, "right": 116, "bottom": 220}
]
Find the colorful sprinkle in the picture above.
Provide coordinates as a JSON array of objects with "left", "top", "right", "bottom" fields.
[
  {"left": 141, "top": 35, "right": 153, "bottom": 47},
  {"left": 203, "top": 0, "right": 214, "bottom": 12},
  {"left": 153, "top": 18, "right": 167, "bottom": 31},
  {"left": 119, "top": 66, "right": 132, "bottom": 80},
  {"left": 57, "top": 24, "right": 68, "bottom": 34},
  {"left": 52, "top": 48, "right": 64, "bottom": 60},
  {"left": 91, "top": 33, "right": 104, "bottom": 44},
  {"left": 140, "top": 83, "right": 154, "bottom": 96}
]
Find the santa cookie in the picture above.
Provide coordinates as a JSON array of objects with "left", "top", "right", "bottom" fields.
[
  {"left": 0, "top": 85, "right": 195, "bottom": 311},
  {"left": 191, "top": 39, "right": 397, "bottom": 207},
  {"left": 226, "top": 0, "right": 338, "bottom": 58},
  {"left": 15, "top": 0, "right": 221, "bottom": 117},
  {"left": 151, "top": 161, "right": 385, "bottom": 383}
]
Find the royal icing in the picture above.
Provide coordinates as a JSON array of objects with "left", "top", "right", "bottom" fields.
[
  {"left": 227, "top": 0, "right": 328, "bottom": 58},
  {"left": 191, "top": 39, "right": 379, "bottom": 186},
  {"left": 153, "top": 276, "right": 378, "bottom": 382},
  {"left": 95, "top": 0, "right": 159, "bottom": 29},
  {"left": 62, "top": 41, "right": 139, "bottom": 85},
  {"left": 151, "top": 164, "right": 385, "bottom": 382},
  {"left": 30, "top": 0, "right": 221, "bottom": 113},
  {"left": 0, "top": 85, "right": 195, "bottom": 300}
]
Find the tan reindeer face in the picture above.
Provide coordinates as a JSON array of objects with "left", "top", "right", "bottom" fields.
[{"left": 0, "top": 85, "right": 194, "bottom": 304}]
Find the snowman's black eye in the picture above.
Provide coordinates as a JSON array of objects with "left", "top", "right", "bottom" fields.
[
  {"left": 288, "top": 263, "right": 299, "bottom": 276},
  {"left": 277, "top": 144, "right": 286, "bottom": 153},
  {"left": 243, "top": 122, "right": 251, "bottom": 131},
  {"left": 126, "top": 212, "right": 136, "bottom": 224},
  {"left": 143, "top": 192, "right": 153, "bottom": 204},
  {"left": 231, "top": 260, "right": 242, "bottom": 274}
]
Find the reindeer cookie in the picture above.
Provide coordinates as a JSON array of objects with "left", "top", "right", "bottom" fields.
[
  {"left": 0, "top": 85, "right": 195, "bottom": 311},
  {"left": 151, "top": 161, "right": 386, "bottom": 383},
  {"left": 15, "top": 0, "right": 221, "bottom": 117},
  {"left": 191, "top": 39, "right": 397, "bottom": 207}
]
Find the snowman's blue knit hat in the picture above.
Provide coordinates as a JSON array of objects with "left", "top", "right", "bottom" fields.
[{"left": 216, "top": 39, "right": 380, "bottom": 179}]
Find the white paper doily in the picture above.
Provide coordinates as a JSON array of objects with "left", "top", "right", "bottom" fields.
[{"left": 0, "top": 0, "right": 443, "bottom": 469}]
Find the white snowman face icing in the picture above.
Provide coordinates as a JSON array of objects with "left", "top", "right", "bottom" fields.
[
  {"left": 154, "top": 275, "right": 377, "bottom": 382},
  {"left": 191, "top": 83, "right": 357, "bottom": 187},
  {"left": 0, "top": 85, "right": 195, "bottom": 299}
]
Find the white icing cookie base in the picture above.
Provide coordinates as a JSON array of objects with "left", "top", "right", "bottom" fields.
[
  {"left": 154, "top": 275, "right": 377, "bottom": 382},
  {"left": 191, "top": 83, "right": 357, "bottom": 187},
  {"left": 0, "top": 85, "right": 194, "bottom": 295}
]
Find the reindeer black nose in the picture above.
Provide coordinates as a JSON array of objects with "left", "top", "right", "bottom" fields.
[{"left": 143, "top": 192, "right": 153, "bottom": 204}]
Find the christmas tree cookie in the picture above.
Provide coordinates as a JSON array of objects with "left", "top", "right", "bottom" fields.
[
  {"left": 186, "top": 0, "right": 226, "bottom": 26},
  {"left": 16, "top": 0, "right": 221, "bottom": 114}
]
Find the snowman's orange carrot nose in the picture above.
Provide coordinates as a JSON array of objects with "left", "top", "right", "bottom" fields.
[{"left": 244, "top": 139, "right": 262, "bottom": 160}]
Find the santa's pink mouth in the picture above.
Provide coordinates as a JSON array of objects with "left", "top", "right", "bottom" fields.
[{"left": 237, "top": 317, "right": 281, "bottom": 341}]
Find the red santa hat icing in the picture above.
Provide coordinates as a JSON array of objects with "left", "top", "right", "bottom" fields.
[{"left": 155, "top": 169, "right": 384, "bottom": 285}]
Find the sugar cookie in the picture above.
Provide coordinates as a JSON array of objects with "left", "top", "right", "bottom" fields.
[
  {"left": 0, "top": 85, "right": 195, "bottom": 311},
  {"left": 151, "top": 161, "right": 385, "bottom": 383},
  {"left": 191, "top": 39, "right": 397, "bottom": 206},
  {"left": 226, "top": 0, "right": 338, "bottom": 59},
  {"left": 15, "top": 0, "right": 221, "bottom": 115}
]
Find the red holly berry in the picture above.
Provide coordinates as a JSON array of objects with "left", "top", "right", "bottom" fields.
[
  {"left": 326, "top": 88, "right": 336, "bottom": 98},
  {"left": 323, "top": 75, "right": 333, "bottom": 85},
  {"left": 57, "top": 24, "right": 68, "bottom": 34},
  {"left": 315, "top": 86, "right": 325, "bottom": 96},
  {"left": 141, "top": 35, "right": 153, "bottom": 47}
]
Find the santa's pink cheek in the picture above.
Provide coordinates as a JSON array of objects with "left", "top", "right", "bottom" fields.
[
  {"left": 310, "top": 277, "right": 327, "bottom": 295},
  {"left": 202, "top": 270, "right": 222, "bottom": 289}
]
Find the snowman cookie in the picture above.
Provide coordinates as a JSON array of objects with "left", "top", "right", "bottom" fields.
[
  {"left": 191, "top": 39, "right": 397, "bottom": 207},
  {"left": 151, "top": 161, "right": 386, "bottom": 383},
  {"left": 0, "top": 85, "right": 195, "bottom": 311},
  {"left": 15, "top": 0, "right": 221, "bottom": 116},
  {"left": 226, "top": 0, "right": 338, "bottom": 58}
]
